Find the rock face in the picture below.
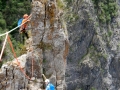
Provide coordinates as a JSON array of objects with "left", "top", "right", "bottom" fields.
[
  {"left": 27, "top": 0, "right": 69, "bottom": 90},
  {"left": 0, "top": 0, "right": 69, "bottom": 90},
  {"left": 66, "top": 0, "right": 120, "bottom": 90},
  {"left": 66, "top": 0, "right": 96, "bottom": 89},
  {"left": 0, "top": 54, "right": 43, "bottom": 90},
  {"left": 0, "top": 54, "right": 28, "bottom": 90}
]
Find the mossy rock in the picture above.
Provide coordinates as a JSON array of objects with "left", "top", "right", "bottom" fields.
[{"left": 38, "top": 41, "right": 53, "bottom": 50}]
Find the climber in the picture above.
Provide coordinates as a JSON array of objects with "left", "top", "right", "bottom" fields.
[
  {"left": 45, "top": 79, "right": 55, "bottom": 90},
  {"left": 19, "top": 14, "right": 31, "bottom": 43}
]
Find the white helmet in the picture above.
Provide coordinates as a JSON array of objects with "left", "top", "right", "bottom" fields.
[{"left": 45, "top": 79, "right": 50, "bottom": 83}]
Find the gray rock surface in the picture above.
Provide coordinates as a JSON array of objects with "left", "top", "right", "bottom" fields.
[
  {"left": 66, "top": 0, "right": 120, "bottom": 90},
  {"left": 0, "top": 54, "right": 29, "bottom": 90},
  {"left": 27, "top": 0, "right": 69, "bottom": 90}
]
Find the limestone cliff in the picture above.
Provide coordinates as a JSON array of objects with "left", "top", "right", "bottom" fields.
[
  {"left": 66, "top": 0, "right": 120, "bottom": 90},
  {"left": 0, "top": 0, "right": 69, "bottom": 90}
]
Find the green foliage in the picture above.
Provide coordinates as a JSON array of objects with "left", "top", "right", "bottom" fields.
[
  {"left": 10, "top": 36, "right": 26, "bottom": 56},
  {"left": 39, "top": 41, "right": 53, "bottom": 51},
  {"left": 88, "top": 45, "right": 108, "bottom": 66},
  {"left": 63, "top": 0, "right": 79, "bottom": 23},
  {"left": 67, "top": 13, "right": 79, "bottom": 23},
  {"left": 108, "top": 30, "right": 112, "bottom": 37},
  {"left": 64, "top": 0, "right": 73, "bottom": 6},
  {"left": 0, "top": 19, "right": 6, "bottom": 29},
  {"left": 90, "top": 87, "right": 96, "bottom": 90},
  {"left": 17, "top": 3, "right": 24, "bottom": 7},
  {"left": 16, "top": 43, "right": 26, "bottom": 56},
  {"left": 0, "top": 12, "right": 6, "bottom": 29},
  {"left": 0, "top": 0, "right": 31, "bottom": 30},
  {"left": 0, "top": 12, "right": 3, "bottom": 18},
  {"left": 98, "top": 14, "right": 106, "bottom": 23},
  {"left": 92, "top": 0, "right": 118, "bottom": 24},
  {"left": 57, "top": 0, "right": 65, "bottom": 9}
]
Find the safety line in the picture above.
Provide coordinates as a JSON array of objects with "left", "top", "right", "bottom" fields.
[
  {"left": 7, "top": 35, "right": 19, "bottom": 64},
  {"left": 0, "top": 14, "right": 33, "bottom": 79},
  {"left": 0, "top": 33, "right": 8, "bottom": 61},
  {"left": 0, "top": 14, "right": 32, "bottom": 37},
  {"left": 7, "top": 35, "right": 31, "bottom": 80}
]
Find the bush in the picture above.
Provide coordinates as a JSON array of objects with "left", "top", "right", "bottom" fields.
[
  {"left": 92, "top": 0, "right": 118, "bottom": 24},
  {"left": 17, "top": 3, "right": 24, "bottom": 7},
  {"left": 0, "top": 19, "right": 6, "bottom": 29},
  {"left": 65, "top": 0, "right": 73, "bottom": 5}
]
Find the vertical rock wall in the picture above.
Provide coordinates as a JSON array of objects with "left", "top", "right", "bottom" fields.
[
  {"left": 66, "top": 0, "right": 120, "bottom": 90},
  {"left": 26, "top": 0, "right": 69, "bottom": 90},
  {"left": 66, "top": 0, "right": 96, "bottom": 89}
]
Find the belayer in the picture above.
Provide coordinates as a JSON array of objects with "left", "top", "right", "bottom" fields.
[
  {"left": 18, "top": 14, "right": 31, "bottom": 43},
  {"left": 45, "top": 79, "right": 55, "bottom": 90}
]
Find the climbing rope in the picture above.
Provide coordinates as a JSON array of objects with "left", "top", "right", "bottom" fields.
[
  {"left": 32, "top": 53, "right": 34, "bottom": 77},
  {"left": 0, "top": 33, "right": 8, "bottom": 61},
  {"left": 7, "top": 35, "right": 31, "bottom": 80},
  {"left": 0, "top": 14, "right": 33, "bottom": 80},
  {"left": 0, "top": 33, "right": 34, "bottom": 80}
]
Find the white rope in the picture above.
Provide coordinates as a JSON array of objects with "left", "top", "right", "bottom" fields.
[
  {"left": 0, "top": 32, "right": 8, "bottom": 61},
  {"left": 0, "top": 14, "right": 32, "bottom": 37},
  {"left": 0, "top": 25, "right": 20, "bottom": 37}
]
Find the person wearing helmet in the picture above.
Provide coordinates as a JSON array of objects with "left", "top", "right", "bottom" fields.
[
  {"left": 19, "top": 14, "right": 30, "bottom": 43},
  {"left": 45, "top": 79, "right": 55, "bottom": 90}
]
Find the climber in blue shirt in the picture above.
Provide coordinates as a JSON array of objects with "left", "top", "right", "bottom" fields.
[{"left": 45, "top": 79, "right": 55, "bottom": 90}]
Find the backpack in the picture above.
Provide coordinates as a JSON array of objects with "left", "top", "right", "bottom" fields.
[
  {"left": 49, "top": 83, "right": 55, "bottom": 90},
  {"left": 17, "top": 18, "right": 23, "bottom": 26}
]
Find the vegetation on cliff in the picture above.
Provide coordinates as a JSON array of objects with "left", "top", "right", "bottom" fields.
[{"left": 92, "top": 0, "right": 118, "bottom": 24}]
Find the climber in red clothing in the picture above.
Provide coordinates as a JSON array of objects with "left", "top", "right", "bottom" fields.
[{"left": 19, "top": 14, "right": 31, "bottom": 43}]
